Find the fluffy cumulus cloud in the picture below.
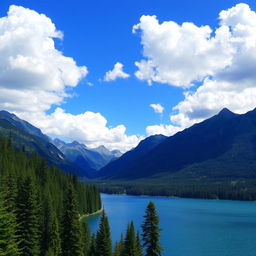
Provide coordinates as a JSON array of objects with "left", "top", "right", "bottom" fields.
[
  {"left": 133, "top": 14, "right": 233, "bottom": 87},
  {"left": 0, "top": 5, "right": 141, "bottom": 151},
  {"left": 104, "top": 62, "right": 130, "bottom": 82},
  {"left": 137, "top": 4, "right": 256, "bottom": 131},
  {"left": 150, "top": 103, "right": 164, "bottom": 114},
  {"left": 0, "top": 5, "right": 87, "bottom": 114},
  {"left": 23, "top": 108, "right": 142, "bottom": 152}
]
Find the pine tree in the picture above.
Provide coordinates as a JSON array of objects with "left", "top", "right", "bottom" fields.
[
  {"left": 135, "top": 231, "right": 144, "bottom": 256},
  {"left": 16, "top": 177, "right": 41, "bottom": 256},
  {"left": 41, "top": 197, "right": 53, "bottom": 255},
  {"left": 0, "top": 193, "right": 19, "bottom": 256},
  {"left": 113, "top": 242, "right": 121, "bottom": 256},
  {"left": 81, "top": 221, "right": 91, "bottom": 256},
  {"left": 96, "top": 211, "right": 112, "bottom": 256},
  {"left": 113, "top": 233, "right": 124, "bottom": 256},
  {"left": 89, "top": 234, "right": 97, "bottom": 256},
  {"left": 141, "top": 201, "right": 162, "bottom": 256},
  {"left": 2, "top": 170, "right": 18, "bottom": 213},
  {"left": 47, "top": 214, "right": 61, "bottom": 256},
  {"left": 62, "top": 184, "right": 83, "bottom": 256},
  {"left": 0, "top": 136, "right": 102, "bottom": 256},
  {"left": 124, "top": 221, "right": 137, "bottom": 256}
]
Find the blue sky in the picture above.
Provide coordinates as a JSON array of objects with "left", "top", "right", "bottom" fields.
[{"left": 1, "top": 0, "right": 256, "bottom": 150}]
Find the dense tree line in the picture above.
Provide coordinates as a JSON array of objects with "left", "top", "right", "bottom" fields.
[
  {"left": 0, "top": 136, "right": 101, "bottom": 256},
  {"left": 0, "top": 136, "right": 163, "bottom": 256},
  {"left": 98, "top": 178, "right": 256, "bottom": 201}
]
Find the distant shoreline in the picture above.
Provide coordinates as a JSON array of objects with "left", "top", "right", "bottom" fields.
[
  {"left": 79, "top": 208, "right": 103, "bottom": 221},
  {"left": 100, "top": 192, "right": 256, "bottom": 202},
  {"left": 101, "top": 192, "right": 178, "bottom": 198}
]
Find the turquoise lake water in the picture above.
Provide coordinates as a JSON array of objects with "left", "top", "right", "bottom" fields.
[{"left": 87, "top": 193, "right": 256, "bottom": 256}]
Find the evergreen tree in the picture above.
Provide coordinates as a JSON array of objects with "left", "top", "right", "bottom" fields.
[
  {"left": 2, "top": 170, "right": 18, "bottom": 213},
  {"left": 124, "top": 221, "right": 137, "bottom": 256},
  {"left": 135, "top": 231, "right": 144, "bottom": 256},
  {"left": 141, "top": 201, "right": 162, "bottom": 256},
  {"left": 0, "top": 136, "right": 102, "bottom": 256},
  {"left": 96, "top": 211, "right": 112, "bottom": 256},
  {"left": 113, "top": 233, "right": 124, "bottom": 256},
  {"left": 0, "top": 193, "right": 19, "bottom": 256},
  {"left": 81, "top": 222, "right": 91, "bottom": 256},
  {"left": 62, "top": 184, "right": 83, "bottom": 256},
  {"left": 16, "top": 177, "right": 41, "bottom": 256},
  {"left": 47, "top": 214, "right": 61, "bottom": 256},
  {"left": 89, "top": 234, "right": 97, "bottom": 256},
  {"left": 113, "top": 242, "right": 121, "bottom": 256},
  {"left": 41, "top": 197, "right": 53, "bottom": 256}
]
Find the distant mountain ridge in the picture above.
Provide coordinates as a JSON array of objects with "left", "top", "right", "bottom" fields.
[
  {"left": 0, "top": 110, "right": 49, "bottom": 141},
  {"left": 98, "top": 134, "right": 167, "bottom": 178},
  {"left": 98, "top": 108, "right": 256, "bottom": 180},
  {"left": 0, "top": 111, "right": 78, "bottom": 174},
  {"left": 52, "top": 138, "right": 122, "bottom": 173},
  {"left": 0, "top": 110, "right": 123, "bottom": 177}
]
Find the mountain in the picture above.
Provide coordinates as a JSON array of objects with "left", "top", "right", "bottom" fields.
[
  {"left": 53, "top": 139, "right": 122, "bottom": 175},
  {"left": 0, "top": 110, "right": 88, "bottom": 176},
  {"left": 98, "top": 134, "right": 167, "bottom": 178},
  {"left": 98, "top": 108, "right": 256, "bottom": 180},
  {"left": 0, "top": 110, "right": 49, "bottom": 141}
]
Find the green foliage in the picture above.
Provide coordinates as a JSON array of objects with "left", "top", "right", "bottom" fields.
[
  {"left": 98, "top": 176, "right": 256, "bottom": 201},
  {"left": 89, "top": 234, "right": 97, "bottom": 256},
  {"left": 97, "top": 109, "right": 256, "bottom": 201},
  {"left": 96, "top": 211, "right": 112, "bottom": 256},
  {"left": 47, "top": 214, "right": 61, "bottom": 256},
  {"left": 123, "top": 221, "right": 137, "bottom": 256},
  {"left": 62, "top": 185, "right": 83, "bottom": 256},
  {"left": 142, "top": 201, "right": 162, "bottom": 256},
  {"left": 0, "top": 192, "right": 19, "bottom": 256},
  {"left": 135, "top": 231, "right": 144, "bottom": 256},
  {"left": 0, "top": 136, "right": 101, "bottom": 256},
  {"left": 16, "top": 177, "right": 41, "bottom": 256},
  {"left": 81, "top": 222, "right": 91, "bottom": 256},
  {"left": 113, "top": 233, "right": 124, "bottom": 256}
]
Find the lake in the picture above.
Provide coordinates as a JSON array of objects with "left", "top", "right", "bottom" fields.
[{"left": 86, "top": 193, "right": 256, "bottom": 256}]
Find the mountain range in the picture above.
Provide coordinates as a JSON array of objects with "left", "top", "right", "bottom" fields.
[
  {"left": 2, "top": 107, "right": 256, "bottom": 200},
  {"left": 52, "top": 138, "right": 122, "bottom": 173},
  {"left": 0, "top": 110, "right": 120, "bottom": 177},
  {"left": 98, "top": 108, "right": 256, "bottom": 180}
]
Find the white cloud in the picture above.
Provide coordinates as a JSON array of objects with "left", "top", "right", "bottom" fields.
[
  {"left": 0, "top": 5, "right": 87, "bottom": 115},
  {"left": 135, "top": 4, "right": 256, "bottom": 131},
  {"left": 133, "top": 15, "right": 233, "bottom": 87},
  {"left": 104, "top": 62, "right": 130, "bottom": 82},
  {"left": 20, "top": 108, "right": 142, "bottom": 152},
  {"left": 0, "top": 5, "right": 141, "bottom": 152},
  {"left": 150, "top": 103, "right": 164, "bottom": 114},
  {"left": 146, "top": 124, "right": 181, "bottom": 136}
]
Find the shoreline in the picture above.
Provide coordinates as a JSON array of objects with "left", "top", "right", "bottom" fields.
[
  {"left": 79, "top": 207, "right": 103, "bottom": 221},
  {"left": 100, "top": 192, "right": 256, "bottom": 202}
]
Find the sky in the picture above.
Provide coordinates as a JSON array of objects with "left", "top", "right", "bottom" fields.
[{"left": 1, "top": 0, "right": 256, "bottom": 151}]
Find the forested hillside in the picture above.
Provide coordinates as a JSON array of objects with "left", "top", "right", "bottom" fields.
[
  {"left": 0, "top": 136, "right": 101, "bottom": 255},
  {"left": 96, "top": 108, "right": 256, "bottom": 201}
]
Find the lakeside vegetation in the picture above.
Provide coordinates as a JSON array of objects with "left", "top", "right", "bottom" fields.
[
  {"left": 0, "top": 136, "right": 101, "bottom": 256},
  {"left": 89, "top": 201, "right": 162, "bottom": 256},
  {"left": 95, "top": 177, "right": 256, "bottom": 201},
  {"left": 0, "top": 136, "right": 162, "bottom": 256}
]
